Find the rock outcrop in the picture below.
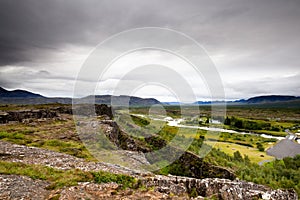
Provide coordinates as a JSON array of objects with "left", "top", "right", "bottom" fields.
[
  {"left": 72, "top": 104, "right": 113, "bottom": 118},
  {"left": 0, "top": 104, "right": 113, "bottom": 124},
  {"left": 99, "top": 120, "right": 151, "bottom": 152},
  {"left": 97, "top": 119, "right": 235, "bottom": 180},
  {"left": 55, "top": 182, "right": 188, "bottom": 200},
  {"left": 0, "top": 109, "right": 58, "bottom": 123},
  {"left": 169, "top": 151, "right": 235, "bottom": 180},
  {"left": 141, "top": 175, "right": 298, "bottom": 200},
  {"left": 0, "top": 140, "right": 149, "bottom": 176}
]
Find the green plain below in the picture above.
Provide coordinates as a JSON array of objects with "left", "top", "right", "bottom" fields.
[{"left": 206, "top": 141, "right": 275, "bottom": 164}]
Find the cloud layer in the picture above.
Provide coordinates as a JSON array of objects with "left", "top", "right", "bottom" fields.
[{"left": 0, "top": 0, "right": 299, "bottom": 100}]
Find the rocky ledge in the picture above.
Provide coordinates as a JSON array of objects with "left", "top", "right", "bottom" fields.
[
  {"left": 0, "top": 140, "right": 298, "bottom": 200},
  {"left": 0, "top": 140, "right": 149, "bottom": 176},
  {"left": 141, "top": 175, "right": 298, "bottom": 200}
]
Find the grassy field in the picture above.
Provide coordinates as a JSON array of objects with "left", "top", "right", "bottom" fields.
[
  {"left": 206, "top": 141, "right": 274, "bottom": 163},
  {"left": 0, "top": 114, "right": 95, "bottom": 161}
]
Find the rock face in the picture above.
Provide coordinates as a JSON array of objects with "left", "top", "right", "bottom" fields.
[
  {"left": 0, "top": 109, "right": 58, "bottom": 123},
  {"left": 0, "top": 104, "right": 113, "bottom": 124},
  {"left": 99, "top": 120, "right": 151, "bottom": 152},
  {"left": 98, "top": 119, "right": 235, "bottom": 180},
  {"left": 72, "top": 104, "right": 113, "bottom": 118},
  {"left": 56, "top": 182, "right": 188, "bottom": 200},
  {"left": 141, "top": 175, "right": 298, "bottom": 200},
  {"left": 172, "top": 151, "right": 235, "bottom": 180}
]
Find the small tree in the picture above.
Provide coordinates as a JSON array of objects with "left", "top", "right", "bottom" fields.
[
  {"left": 244, "top": 154, "right": 251, "bottom": 164},
  {"left": 205, "top": 117, "right": 210, "bottom": 124},
  {"left": 234, "top": 120, "right": 243, "bottom": 129},
  {"left": 256, "top": 143, "right": 265, "bottom": 152},
  {"left": 224, "top": 116, "right": 231, "bottom": 125},
  {"left": 233, "top": 151, "right": 243, "bottom": 162}
]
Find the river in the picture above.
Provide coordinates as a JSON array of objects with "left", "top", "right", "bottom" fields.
[{"left": 133, "top": 114, "right": 285, "bottom": 140}]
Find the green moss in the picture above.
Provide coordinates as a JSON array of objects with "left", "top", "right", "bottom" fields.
[{"left": 188, "top": 188, "right": 198, "bottom": 198}]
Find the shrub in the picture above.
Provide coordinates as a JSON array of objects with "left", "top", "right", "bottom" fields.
[{"left": 92, "top": 171, "right": 136, "bottom": 189}]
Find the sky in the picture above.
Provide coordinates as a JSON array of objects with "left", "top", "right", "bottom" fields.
[{"left": 0, "top": 0, "right": 299, "bottom": 101}]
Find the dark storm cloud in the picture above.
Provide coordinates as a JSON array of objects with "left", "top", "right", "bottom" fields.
[
  {"left": 0, "top": 0, "right": 253, "bottom": 65},
  {"left": 0, "top": 0, "right": 184, "bottom": 65}
]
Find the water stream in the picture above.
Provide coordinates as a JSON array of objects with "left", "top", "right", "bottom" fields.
[{"left": 134, "top": 114, "right": 286, "bottom": 140}]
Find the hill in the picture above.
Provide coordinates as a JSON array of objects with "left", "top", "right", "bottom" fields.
[
  {"left": 0, "top": 87, "right": 43, "bottom": 98},
  {"left": 246, "top": 95, "right": 300, "bottom": 104},
  {"left": 0, "top": 87, "right": 160, "bottom": 106},
  {"left": 1, "top": 87, "right": 298, "bottom": 107},
  {"left": 78, "top": 95, "right": 161, "bottom": 106},
  {"left": 193, "top": 95, "right": 300, "bottom": 107}
]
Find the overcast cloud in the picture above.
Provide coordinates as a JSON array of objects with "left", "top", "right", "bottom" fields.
[{"left": 0, "top": 0, "right": 299, "bottom": 101}]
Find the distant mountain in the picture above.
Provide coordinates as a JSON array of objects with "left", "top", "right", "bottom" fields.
[
  {"left": 193, "top": 95, "right": 300, "bottom": 106},
  {"left": 194, "top": 100, "right": 226, "bottom": 105},
  {"left": 246, "top": 95, "right": 300, "bottom": 104},
  {"left": 0, "top": 87, "right": 44, "bottom": 98},
  {"left": 0, "top": 87, "right": 161, "bottom": 106},
  {"left": 1, "top": 87, "right": 298, "bottom": 107},
  {"left": 80, "top": 95, "right": 161, "bottom": 106}
]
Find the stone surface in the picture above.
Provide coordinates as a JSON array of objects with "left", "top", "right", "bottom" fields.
[
  {"left": 0, "top": 175, "right": 50, "bottom": 200},
  {"left": 57, "top": 182, "right": 188, "bottom": 200},
  {"left": 141, "top": 175, "right": 298, "bottom": 200}
]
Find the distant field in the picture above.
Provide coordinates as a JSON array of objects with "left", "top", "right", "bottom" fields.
[{"left": 206, "top": 141, "right": 274, "bottom": 163}]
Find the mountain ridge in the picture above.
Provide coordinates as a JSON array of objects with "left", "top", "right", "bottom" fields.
[
  {"left": 194, "top": 95, "right": 300, "bottom": 105},
  {"left": 0, "top": 87, "right": 160, "bottom": 106},
  {"left": 1, "top": 87, "right": 299, "bottom": 106},
  {"left": 0, "top": 87, "right": 44, "bottom": 98}
]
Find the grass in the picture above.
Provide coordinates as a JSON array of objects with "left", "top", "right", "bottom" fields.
[
  {"left": 31, "top": 139, "right": 94, "bottom": 160},
  {"left": 0, "top": 130, "right": 95, "bottom": 160},
  {"left": 206, "top": 141, "right": 274, "bottom": 163},
  {"left": 0, "top": 161, "right": 137, "bottom": 190},
  {"left": 130, "top": 114, "right": 150, "bottom": 127},
  {"left": 0, "top": 115, "right": 96, "bottom": 161},
  {"left": 0, "top": 161, "right": 93, "bottom": 189},
  {"left": 92, "top": 171, "right": 136, "bottom": 189},
  {"left": 255, "top": 130, "right": 287, "bottom": 137},
  {"left": 0, "top": 131, "right": 26, "bottom": 140},
  {"left": 0, "top": 103, "right": 69, "bottom": 111}
]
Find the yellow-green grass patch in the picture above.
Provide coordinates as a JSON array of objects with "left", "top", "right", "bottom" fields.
[{"left": 206, "top": 141, "right": 274, "bottom": 163}]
